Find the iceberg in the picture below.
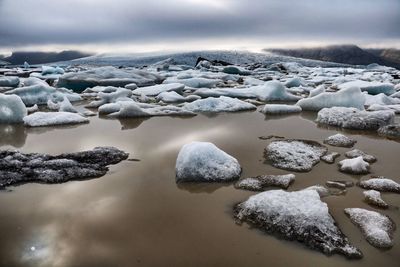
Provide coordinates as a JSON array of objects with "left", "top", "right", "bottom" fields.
[
  {"left": 24, "top": 112, "right": 89, "bottom": 127},
  {"left": 338, "top": 80, "right": 395, "bottom": 95},
  {"left": 183, "top": 96, "right": 256, "bottom": 113},
  {"left": 261, "top": 104, "right": 302, "bottom": 114},
  {"left": 132, "top": 83, "right": 185, "bottom": 96},
  {"left": 0, "top": 94, "right": 27, "bottom": 124},
  {"left": 0, "top": 76, "right": 20, "bottom": 87}
]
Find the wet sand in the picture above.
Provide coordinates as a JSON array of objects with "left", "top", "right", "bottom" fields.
[{"left": 0, "top": 110, "right": 399, "bottom": 267}]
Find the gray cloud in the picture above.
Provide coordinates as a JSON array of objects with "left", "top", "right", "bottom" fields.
[{"left": 0, "top": 0, "right": 399, "bottom": 50}]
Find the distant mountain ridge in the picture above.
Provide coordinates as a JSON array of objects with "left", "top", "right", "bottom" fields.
[
  {"left": 3, "top": 50, "right": 92, "bottom": 65},
  {"left": 266, "top": 45, "right": 400, "bottom": 69}
]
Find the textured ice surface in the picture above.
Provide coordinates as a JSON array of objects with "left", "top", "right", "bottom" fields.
[
  {"left": 235, "top": 190, "right": 362, "bottom": 259},
  {"left": 296, "top": 87, "right": 365, "bottom": 111},
  {"left": 378, "top": 124, "right": 400, "bottom": 139},
  {"left": 175, "top": 142, "right": 241, "bottom": 182},
  {"left": 323, "top": 134, "right": 356, "bottom": 148},
  {"left": 86, "top": 87, "right": 133, "bottom": 108},
  {"left": 261, "top": 104, "right": 302, "bottom": 114},
  {"left": 183, "top": 96, "right": 256, "bottom": 113},
  {"left": 0, "top": 94, "right": 27, "bottom": 124},
  {"left": 345, "top": 149, "right": 376, "bottom": 163},
  {"left": 364, "top": 93, "right": 400, "bottom": 106},
  {"left": 363, "top": 190, "right": 388, "bottom": 208},
  {"left": 165, "top": 77, "right": 219, "bottom": 88},
  {"left": 0, "top": 147, "right": 128, "bottom": 188},
  {"left": 321, "top": 152, "right": 340, "bottom": 164},
  {"left": 24, "top": 112, "right": 89, "bottom": 127},
  {"left": 0, "top": 76, "right": 19, "bottom": 87},
  {"left": 132, "top": 83, "right": 185, "bottom": 96},
  {"left": 338, "top": 156, "right": 370, "bottom": 174},
  {"left": 316, "top": 107, "right": 395, "bottom": 131},
  {"left": 345, "top": 208, "right": 395, "bottom": 248},
  {"left": 338, "top": 80, "right": 395, "bottom": 95},
  {"left": 156, "top": 91, "right": 189, "bottom": 103},
  {"left": 265, "top": 139, "right": 327, "bottom": 172},
  {"left": 358, "top": 177, "right": 400, "bottom": 193},
  {"left": 235, "top": 174, "right": 295, "bottom": 191}
]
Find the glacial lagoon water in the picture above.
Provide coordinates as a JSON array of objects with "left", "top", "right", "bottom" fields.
[{"left": 0, "top": 110, "right": 399, "bottom": 267}]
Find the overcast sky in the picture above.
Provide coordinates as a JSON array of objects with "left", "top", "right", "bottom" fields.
[{"left": 0, "top": 0, "right": 399, "bottom": 54}]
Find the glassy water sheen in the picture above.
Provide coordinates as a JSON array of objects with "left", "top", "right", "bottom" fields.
[{"left": 0, "top": 110, "right": 399, "bottom": 267}]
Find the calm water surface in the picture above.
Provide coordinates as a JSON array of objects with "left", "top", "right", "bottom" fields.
[{"left": 0, "top": 109, "right": 399, "bottom": 267}]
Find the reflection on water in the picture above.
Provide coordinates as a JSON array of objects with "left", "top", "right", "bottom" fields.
[
  {"left": 0, "top": 111, "right": 399, "bottom": 267},
  {"left": 0, "top": 124, "right": 27, "bottom": 148}
]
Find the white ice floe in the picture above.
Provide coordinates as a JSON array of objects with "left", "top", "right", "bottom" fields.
[
  {"left": 6, "top": 77, "right": 81, "bottom": 106},
  {"left": 41, "top": 66, "right": 65, "bottom": 75},
  {"left": 323, "top": 133, "right": 356, "bottom": 147},
  {"left": 183, "top": 96, "right": 256, "bottom": 113},
  {"left": 308, "top": 85, "right": 325, "bottom": 97},
  {"left": 338, "top": 156, "right": 370, "bottom": 174},
  {"left": 363, "top": 190, "right": 388, "bottom": 208},
  {"left": 156, "top": 91, "right": 186, "bottom": 103},
  {"left": 23, "top": 112, "right": 89, "bottom": 127},
  {"left": 175, "top": 141, "right": 241, "bottom": 182},
  {"left": 166, "top": 77, "right": 219, "bottom": 88},
  {"left": 284, "top": 77, "right": 307, "bottom": 88},
  {"left": 344, "top": 208, "right": 395, "bottom": 248},
  {"left": 338, "top": 80, "right": 395, "bottom": 95},
  {"left": 321, "top": 152, "right": 340, "bottom": 164},
  {"left": 86, "top": 87, "right": 133, "bottom": 108},
  {"left": 0, "top": 94, "right": 27, "bottom": 124},
  {"left": 235, "top": 174, "right": 295, "bottom": 191},
  {"left": 316, "top": 107, "right": 395, "bottom": 130},
  {"left": 0, "top": 76, "right": 20, "bottom": 87},
  {"left": 261, "top": 104, "right": 302, "bottom": 115},
  {"left": 345, "top": 149, "right": 376, "bottom": 163},
  {"left": 265, "top": 139, "right": 327, "bottom": 172},
  {"left": 358, "top": 177, "right": 400, "bottom": 193},
  {"left": 296, "top": 87, "right": 365, "bottom": 111},
  {"left": 364, "top": 93, "right": 400, "bottom": 106},
  {"left": 235, "top": 190, "right": 362, "bottom": 258},
  {"left": 303, "top": 185, "right": 330, "bottom": 197},
  {"left": 132, "top": 83, "right": 185, "bottom": 96}
]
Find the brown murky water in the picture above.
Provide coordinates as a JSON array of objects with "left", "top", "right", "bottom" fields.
[{"left": 0, "top": 109, "right": 399, "bottom": 267}]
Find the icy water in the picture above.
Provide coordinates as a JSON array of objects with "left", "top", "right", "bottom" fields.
[{"left": 0, "top": 110, "right": 399, "bottom": 267}]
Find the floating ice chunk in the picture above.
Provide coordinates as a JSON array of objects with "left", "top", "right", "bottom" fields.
[
  {"left": 344, "top": 208, "right": 395, "bottom": 248},
  {"left": 0, "top": 76, "right": 19, "bottom": 87},
  {"left": 6, "top": 77, "right": 81, "bottom": 106},
  {"left": 323, "top": 134, "right": 356, "bottom": 148},
  {"left": 0, "top": 94, "right": 27, "bottom": 124},
  {"left": 284, "top": 77, "right": 307, "bottom": 88},
  {"left": 363, "top": 190, "right": 388, "bottom": 208},
  {"left": 234, "top": 190, "right": 362, "bottom": 259},
  {"left": 261, "top": 104, "right": 302, "bottom": 115},
  {"left": 316, "top": 107, "right": 395, "bottom": 130},
  {"left": 108, "top": 102, "right": 151, "bottom": 118},
  {"left": 132, "top": 83, "right": 185, "bottom": 96},
  {"left": 367, "top": 104, "right": 400, "bottom": 114},
  {"left": 235, "top": 174, "right": 295, "bottom": 191},
  {"left": 243, "top": 77, "right": 265, "bottom": 86},
  {"left": 321, "top": 152, "right": 340, "bottom": 164},
  {"left": 338, "top": 80, "right": 395, "bottom": 95},
  {"left": 58, "top": 97, "right": 78, "bottom": 113},
  {"left": 41, "top": 66, "right": 64, "bottom": 75},
  {"left": 222, "top": 65, "right": 252, "bottom": 75},
  {"left": 364, "top": 93, "right": 400, "bottom": 106},
  {"left": 309, "top": 85, "right": 325, "bottom": 97},
  {"left": 86, "top": 87, "right": 133, "bottom": 108},
  {"left": 166, "top": 77, "right": 219, "bottom": 88},
  {"left": 23, "top": 112, "right": 89, "bottom": 127},
  {"left": 124, "top": 83, "right": 138, "bottom": 90},
  {"left": 47, "top": 99, "right": 59, "bottom": 110},
  {"left": 57, "top": 66, "right": 164, "bottom": 91},
  {"left": 26, "top": 104, "right": 39, "bottom": 114},
  {"left": 358, "top": 177, "right": 400, "bottom": 193},
  {"left": 183, "top": 96, "right": 256, "bottom": 113},
  {"left": 255, "top": 81, "right": 301, "bottom": 102},
  {"left": 156, "top": 91, "right": 186, "bottom": 103},
  {"left": 345, "top": 149, "right": 376, "bottom": 163},
  {"left": 378, "top": 124, "right": 400, "bottom": 139},
  {"left": 303, "top": 185, "right": 330, "bottom": 197},
  {"left": 265, "top": 139, "right": 327, "bottom": 172},
  {"left": 338, "top": 156, "right": 370, "bottom": 174},
  {"left": 175, "top": 141, "right": 241, "bottom": 182},
  {"left": 296, "top": 87, "right": 365, "bottom": 111}
]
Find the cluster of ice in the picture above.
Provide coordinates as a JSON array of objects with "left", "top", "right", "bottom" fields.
[
  {"left": 0, "top": 76, "right": 19, "bottom": 87},
  {"left": 175, "top": 142, "right": 241, "bottom": 182},
  {"left": 363, "top": 190, "right": 388, "bottom": 208},
  {"left": 323, "top": 134, "right": 356, "bottom": 148},
  {"left": 261, "top": 104, "right": 302, "bottom": 115},
  {"left": 235, "top": 174, "right": 295, "bottom": 191},
  {"left": 338, "top": 156, "right": 370, "bottom": 174},
  {"left": 131, "top": 83, "right": 185, "bottom": 96},
  {"left": 345, "top": 149, "right": 376, "bottom": 163},
  {"left": 265, "top": 139, "right": 327, "bottom": 172},
  {"left": 6, "top": 77, "right": 81, "bottom": 106},
  {"left": 321, "top": 152, "right": 340, "bottom": 164},
  {"left": 234, "top": 190, "right": 362, "bottom": 258},
  {"left": 296, "top": 87, "right": 365, "bottom": 111},
  {"left": 156, "top": 91, "right": 200, "bottom": 103},
  {"left": 86, "top": 87, "right": 133, "bottom": 108},
  {"left": 57, "top": 66, "right": 164, "bottom": 91},
  {"left": 0, "top": 94, "right": 27, "bottom": 124},
  {"left": 303, "top": 185, "right": 330, "bottom": 197},
  {"left": 23, "top": 112, "right": 89, "bottom": 127},
  {"left": 358, "top": 177, "right": 400, "bottom": 193},
  {"left": 0, "top": 147, "right": 128, "bottom": 188},
  {"left": 378, "top": 124, "right": 400, "bottom": 139},
  {"left": 338, "top": 80, "right": 395, "bottom": 95},
  {"left": 344, "top": 208, "right": 395, "bottom": 248},
  {"left": 183, "top": 96, "right": 256, "bottom": 113},
  {"left": 316, "top": 107, "right": 395, "bottom": 131}
]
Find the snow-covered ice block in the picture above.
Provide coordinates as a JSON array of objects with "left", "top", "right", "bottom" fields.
[
  {"left": 296, "top": 87, "right": 365, "bottom": 111},
  {"left": 316, "top": 107, "right": 395, "bottom": 130},
  {"left": 183, "top": 96, "right": 256, "bottom": 113},
  {"left": 24, "top": 112, "right": 89, "bottom": 127},
  {"left": 345, "top": 208, "right": 395, "bottom": 248},
  {"left": 364, "top": 93, "right": 400, "bottom": 106},
  {"left": 284, "top": 77, "right": 307, "bottom": 88},
  {"left": 0, "top": 94, "right": 27, "bottom": 124},
  {"left": 265, "top": 139, "right": 327, "bottom": 172},
  {"left": 378, "top": 124, "right": 400, "bottom": 139},
  {"left": 363, "top": 190, "right": 388, "bottom": 208},
  {"left": 321, "top": 152, "right": 340, "bottom": 164},
  {"left": 175, "top": 142, "right": 241, "bottom": 182},
  {"left": 338, "top": 80, "right": 395, "bottom": 95},
  {"left": 323, "top": 133, "right": 356, "bottom": 147},
  {"left": 132, "top": 83, "right": 185, "bottom": 96},
  {"left": 261, "top": 104, "right": 302, "bottom": 115},
  {"left": 345, "top": 149, "right": 376, "bottom": 163},
  {"left": 255, "top": 81, "right": 301, "bottom": 102},
  {"left": 308, "top": 85, "right": 325, "bottom": 97},
  {"left": 358, "top": 177, "right": 400, "bottom": 193},
  {"left": 338, "top": 156, "right": 370, "bottom": 174},
  {"left": 235, "top": 174, "right": 295, "bottom": 191},
  {"left": 166, "top": 77, "right": 219, "bottom": 88},
  {"left": 86, "top": 87, "right": 133, "bottom": 108},
  {"left": 235, "top": 190, "right": 362, "bottom": 258}
]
